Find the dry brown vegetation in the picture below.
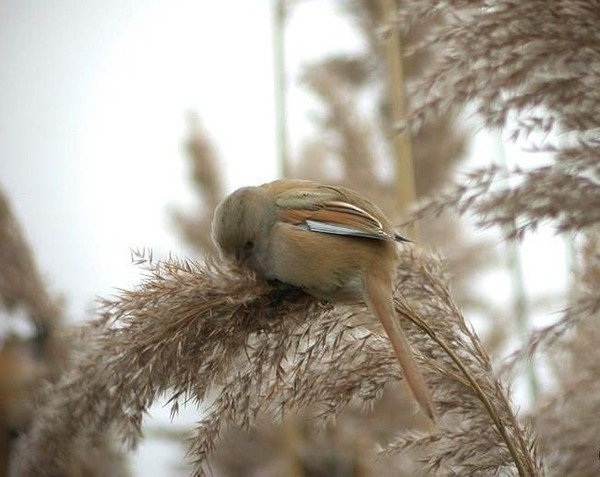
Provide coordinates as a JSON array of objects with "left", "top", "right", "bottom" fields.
[
  {"left": 4, "top": 0, "right": 600, "bottom": 476},
  {"left": 0, "top": 190, "right": 129, "bottom": 477},
  {"left": 16, "top": 249, "right": 541, "bottom": 477}
]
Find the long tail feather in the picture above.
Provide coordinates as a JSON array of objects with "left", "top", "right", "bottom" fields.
[{"left": 365, "top": 279, "right": 436, "bottom": 422}]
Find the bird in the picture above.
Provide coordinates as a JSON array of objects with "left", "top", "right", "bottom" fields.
[{"left": 212, "top": 178, "right": 435, "bottom": 422}]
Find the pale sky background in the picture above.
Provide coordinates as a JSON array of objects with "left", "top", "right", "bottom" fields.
[{"left": 0, "top": 1, "right": 569, "bottom": 475}]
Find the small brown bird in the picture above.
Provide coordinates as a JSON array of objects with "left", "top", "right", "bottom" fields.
[{"left": 212, "top": 179, "right": 435, "bottom": 422}]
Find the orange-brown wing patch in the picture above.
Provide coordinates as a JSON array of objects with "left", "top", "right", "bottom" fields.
[
  {"left": 278, "top": 201, "right": 394, "bottom": 241},
  {"left": 279, "top": 207, "right": 313, "bottom": 225}
]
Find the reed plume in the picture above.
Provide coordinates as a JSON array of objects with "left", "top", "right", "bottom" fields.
[
  {"left": 398, "top": 0, "right": 600, "bottom": 350},
  {"left": 395, "top": 1, "right": 600, "bottom": 475},
  {"left": 16, "top": 247, "right": 540, "bottom": 476}
]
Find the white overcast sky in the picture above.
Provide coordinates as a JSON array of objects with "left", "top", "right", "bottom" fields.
[{"left": 0, "top": 1, "right": 570, "bottom": 475}]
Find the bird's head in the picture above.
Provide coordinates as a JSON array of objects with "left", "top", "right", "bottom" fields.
[{"left": 211, "top": 186, "right": 276, "bottom": 266}]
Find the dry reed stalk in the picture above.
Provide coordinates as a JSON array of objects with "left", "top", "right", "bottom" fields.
[
  {"left": 379, "top": 0, "right": 419, "bottom": 239},
  {"left": 272, "top": 0, "right": 290, "bottom": 178}
]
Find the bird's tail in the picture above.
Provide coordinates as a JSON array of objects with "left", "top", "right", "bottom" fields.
[{"left": 365, "top": 278, "right": 436, "bottom": 423}]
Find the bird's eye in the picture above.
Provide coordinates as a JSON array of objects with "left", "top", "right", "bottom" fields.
[{"left": 244, "top": 240, "right": 254, "bottom": 250}]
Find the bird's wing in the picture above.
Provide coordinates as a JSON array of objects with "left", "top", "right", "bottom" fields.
[
  {"left": 263, "top": 180, "right": 403, "bottom": 241},
  {"left": 279, "top": 198, "right": 396, "bottom": 241}
]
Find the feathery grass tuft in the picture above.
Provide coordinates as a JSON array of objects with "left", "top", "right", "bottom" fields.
[{"left": 17, "top": 248, "right": 540, "bottom": 476}]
